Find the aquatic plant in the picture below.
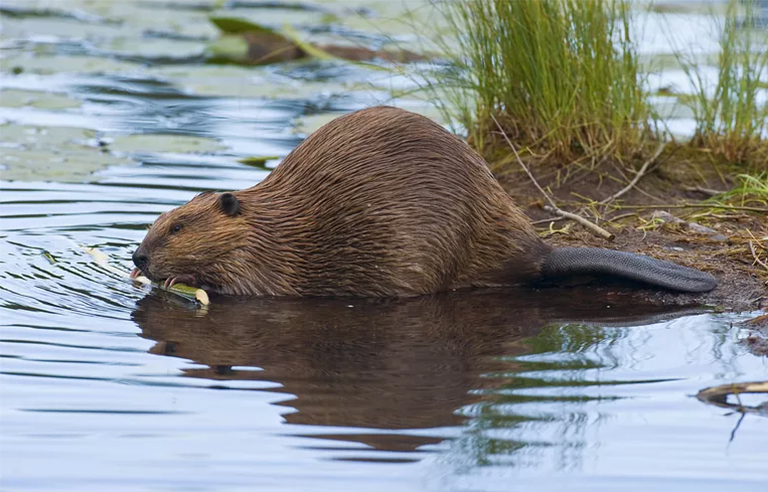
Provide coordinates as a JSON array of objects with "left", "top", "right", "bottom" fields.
[
  {"left": 672, "top": 0, "right": 768, "bottom": 166},
  {"left": 427, "top": 0, "right": 652, "bottom": 167}
]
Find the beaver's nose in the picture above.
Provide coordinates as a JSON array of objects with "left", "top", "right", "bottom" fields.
[{"left": 132, "top": 249, "right": 149, "bottom": 271}]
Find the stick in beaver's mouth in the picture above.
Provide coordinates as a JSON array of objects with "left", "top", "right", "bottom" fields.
[
  {"left": 130, "top": 269, "right": 197, "bottom": 290},
  {"left": 96, "top": 254, "right": 209, "bottom": 306}
]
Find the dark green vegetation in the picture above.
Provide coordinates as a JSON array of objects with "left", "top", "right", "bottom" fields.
[
  {"left": 431, "top": 0, "right": 767, "bottom": 171},
  {"left": 433, "top": 0, "right": 651, "bottom": 166},
  {"left": 674, "top": 0, "right": 768, "bottom": 164}
]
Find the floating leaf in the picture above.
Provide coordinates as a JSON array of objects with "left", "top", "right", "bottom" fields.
[
  {"left": 0, "top": 125, "right": 133, "bottom": 183},
  {"left": 282, "top": 24, "right": 389, "bottom": 70},
  {"left": 0, "top": 89, "right": 81, "bottom": 110},
  {"left": 237, "top": 156, "right": 280, "bottom": 168},
  {"left": 206, "top": 35, "right": 251, "bottom": 63},
  {"left": 206, "top": 18, "right": 301, "bottom": 65},
  {"left": 281, "top": 24, "right": 337, "bottom": 61},
  {"left": 210, "top": 16, "right": 279, "bottom": 35},
  {"left": 110, "top": 134, "right": 225, "bottom": 154}
]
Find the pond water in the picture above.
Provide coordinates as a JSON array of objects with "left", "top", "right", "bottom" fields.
[{"left": 1, "top": 1, "right": 767, "bottom": 491}]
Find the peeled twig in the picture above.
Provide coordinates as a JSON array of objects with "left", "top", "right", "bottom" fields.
[
  {"left": 696, "top": 381, "right": 768, "bottom": 416},
  {"left": 600, "top": 142, "right": 666, "bottom": 205},
  {"left": 82, "top": 247, "right": 210, "bottom": 306},
  {"left": 491, "top": 115, "right": 615, "bottom": 241},
  {"left": 543, "top": 205, "right": 615, "bottom": 241},
  {"left": 682, "top": 185, "right": 723, "bottom": 197}
]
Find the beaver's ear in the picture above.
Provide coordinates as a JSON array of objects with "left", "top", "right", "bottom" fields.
[{"left": 219, "top": 193, "right": 241, "bottom": 216}]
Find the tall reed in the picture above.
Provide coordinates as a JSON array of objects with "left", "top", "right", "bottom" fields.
[
  {"left": 673, "top": 0, "right": 768, "bottom": 165},
  {"left": 430, "top": 0, "right": 652, "bottom": 166}
]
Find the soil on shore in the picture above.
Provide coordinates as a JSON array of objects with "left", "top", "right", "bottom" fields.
[{"left": 496, "top": 147, "right": 768, "bottom": 313}]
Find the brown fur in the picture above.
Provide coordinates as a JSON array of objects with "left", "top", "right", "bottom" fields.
[{"left": 135, "top": 106, "right": 551, "bottom": 296}]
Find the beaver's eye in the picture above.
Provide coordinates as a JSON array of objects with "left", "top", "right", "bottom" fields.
[{"left": 171, "top": 223, "right": 183, "bottom": 234}]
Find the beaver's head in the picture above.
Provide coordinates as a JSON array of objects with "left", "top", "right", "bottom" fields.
[{"left": 132, "top": 191, "right": 250, "bottom": 292}]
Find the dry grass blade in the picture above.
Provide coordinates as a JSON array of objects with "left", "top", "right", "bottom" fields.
[
  {"left": 681, "top": 185, "right": 724, "bottom": 197},
  {"left": 749, "top": 240, "right": 768, "bottom": 272}
]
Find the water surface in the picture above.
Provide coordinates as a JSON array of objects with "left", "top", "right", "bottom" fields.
[{"left": 1, "top": 1, "right": 767, "bottom": 491}]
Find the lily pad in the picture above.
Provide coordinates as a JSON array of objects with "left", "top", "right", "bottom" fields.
[
  {"left": 206, "top": 28, "right": 303, "bottom": 65},
  {"left": 209, "top": 16, "right": 280, "bottom": 35},
  {"left": 293, "top": 113, "right": 345, "bottom": 135},
  {"left": 238, "top": 156, "right": 281, "bottom": 169},
  {"left": 282, "top": 24, "right": 337, "bottom": 62},
  {"left": 205, "top": 35, "right": 251, "bottom": 62},
  {"left": 109, "top": 133, "right": 226, "bottom": 154},
  {"left": 1, "top": 53, "right": 142, "bottom": 75},
  {"left": 107, "top": 37, "right": 206, "bottom": 61},
  {"left": 0, "top": 89, "right": 82, "bottom": 110},
  {"left": 0, "top": 124, "right": 133, "bottom": 182},
  {"left": 153, "top": 64, "right": 367, "bottom": 98}
]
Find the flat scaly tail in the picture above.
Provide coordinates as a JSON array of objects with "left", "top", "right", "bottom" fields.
[{"left": 541, "top": 247, "right": 717, "bottom": 293}]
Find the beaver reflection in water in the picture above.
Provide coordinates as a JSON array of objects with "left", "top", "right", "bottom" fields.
[
  {"left": 132, "top": 106, "right": 716, "bottom": 297},
  {"left": 134, "top": 289, "right": 701, "bottom": 452}
]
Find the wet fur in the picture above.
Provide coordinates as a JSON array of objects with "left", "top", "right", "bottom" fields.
[{"left": 136, "top": 106, "right": 551, "bottom": 296}]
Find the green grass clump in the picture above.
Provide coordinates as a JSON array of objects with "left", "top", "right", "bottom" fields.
[
  {"left": 673, "top": 0, "right": 768, "bottom": 166},
  {"left": 710, "top": 172, "right": 768, "bottom": 208},
  {"left": 430, "top": 0, "right": 652, "bottom": 167}
]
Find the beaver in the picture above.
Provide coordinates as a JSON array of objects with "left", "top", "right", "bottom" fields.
[{"left": 132, "top": 106, "right": 717, "bottom": 297}]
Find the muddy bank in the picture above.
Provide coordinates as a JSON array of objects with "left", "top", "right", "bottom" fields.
[
  {"left": 543, "top": 226, "right": 765, "bottom": 311},
  {"left": 497, "top": 151, "right": 767, "bottom": 311}
]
